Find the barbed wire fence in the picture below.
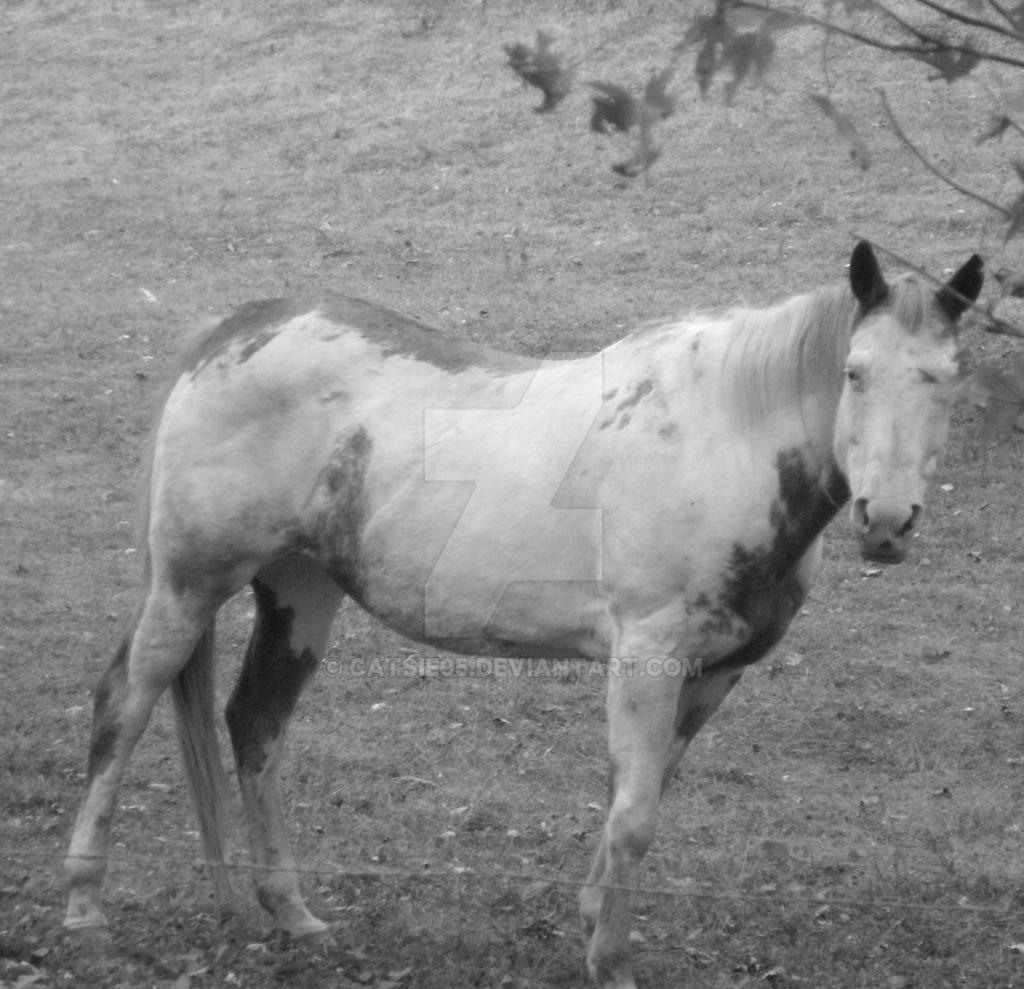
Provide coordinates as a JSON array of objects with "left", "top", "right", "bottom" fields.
[
  {"left": 5, "top": 770, "right": 1023, "bottom": 923},
  {"left": 12, "top": 686, "right": 1024, "bottom": 921},
  {"left": 3, "top": 841, "right": 1020, "bottom": 929}
]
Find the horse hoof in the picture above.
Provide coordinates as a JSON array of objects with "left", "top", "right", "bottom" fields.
[
  {"left": 65, "top": 924, "right": 110, "bottom": 951},
  {"left": 293, "top": 921, "right": 333, "bottom": 943}
]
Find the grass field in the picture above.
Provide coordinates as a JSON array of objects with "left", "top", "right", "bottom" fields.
[{"left": 4, "top": 1, "right": 1024, "bottom": 987}]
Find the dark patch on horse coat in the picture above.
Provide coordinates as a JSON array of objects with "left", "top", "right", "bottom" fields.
[
  {"left": 85, "top": 636, "right": 130, "bottom": 782},
  {"left": 607, "top": 760, "right": 618, "bottom": 809},
  {"left": 183, "top": 294, "right": 538, "bottom": 380},
  {"left": 675, "top": 702, "right": 709, "bottom": 744},
  {"left": 301, "top": 424, "right": 373, "bottom": 595},
  {"left": 224, "top": 580, "right": 319, "bottom": 776},
  {"left": 320, "top": 295, "right": 537, "bottom": 374},
  {"left": 598, "top": 378, "right": 655, "bottom": 429},
  {"left": 183, "top": 298, "right": 309, "bottom": 376},
  {"left": 708, "top": 448, "right": 850, "bottom": 675}
]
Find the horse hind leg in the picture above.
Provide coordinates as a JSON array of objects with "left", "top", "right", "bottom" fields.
[
  {"left": 224, "top": 553, "right": 343, "bottom": 937},
  {"left": 65, "top": 582, "right": 220, "bottom": 933}
]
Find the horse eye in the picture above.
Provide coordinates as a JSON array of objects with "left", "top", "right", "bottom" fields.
[{"left": 844, "top": 366, "right": 864, "bottom": 389}]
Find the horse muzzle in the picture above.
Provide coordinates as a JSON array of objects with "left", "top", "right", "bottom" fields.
[{"left": 851, "top": 497, "right": 921, "bottom": 564}]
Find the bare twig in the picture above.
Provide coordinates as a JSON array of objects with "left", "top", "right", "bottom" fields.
[
  {"left": 820, "top": 25, "right": 834, "bottom": 91},
  {"left": 910, "top": 0, "right": 1024, "bottom": 43},
  {"left": 971, "top": 313, "right": 1024, "bottom": 339},
  {"left": 878, "top": 88, "right": 1010, "bottom": 218},
  {"left": 872, "top": 0, "right": 946, "bottom": 48},
  {"left": 733, "top": 0, "right": 1024, "bottom": 71},
  {"left": 855, "top": 234, "right": 1024, "bottom": 339},
  {"left": 986, "top": 0, "right": 1023, "bottom": 32}
]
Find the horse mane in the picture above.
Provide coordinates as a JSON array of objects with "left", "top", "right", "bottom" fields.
[{"left": 718, "top": 272, "right": 939, "bottom": 439}]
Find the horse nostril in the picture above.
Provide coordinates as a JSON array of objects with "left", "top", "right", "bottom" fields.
[
  {"left": 852, "top": 497, "right": 870, "bottom": 533},
  {"left": 900, "top": 504, "right": 922, "bottom": 537}
]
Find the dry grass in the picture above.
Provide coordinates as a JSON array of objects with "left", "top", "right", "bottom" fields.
[{"left": 3, "top": 1, "right": 1024, "bottom": 987}]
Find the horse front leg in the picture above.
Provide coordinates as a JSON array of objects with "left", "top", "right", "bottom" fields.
[
  {"left": 581, "top": 654, "right": 741, "bottom": 989},
  {"left": 580, "top": 650, "right": 680, "bottom": 989}
]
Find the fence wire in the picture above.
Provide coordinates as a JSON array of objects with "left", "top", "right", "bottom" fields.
[{"left": 4, "top": 842, "right": 1016, "bottom": 919}]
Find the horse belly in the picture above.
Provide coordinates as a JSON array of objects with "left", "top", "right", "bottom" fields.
[{"left": 340, "top": 477, "right": 612, "bottom": 655}]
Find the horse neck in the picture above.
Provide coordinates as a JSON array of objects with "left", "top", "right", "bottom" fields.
[{"left": 720, "top": 283, "right": 855, "bottom": 471}]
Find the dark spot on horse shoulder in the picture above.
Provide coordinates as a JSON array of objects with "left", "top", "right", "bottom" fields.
[
  {"left": 182, "top": 298, "right": 312, "bottom": 377},
  {"left": 773, "top": 448, "right": 849, "bottom": 561},
  {"left": 777, "top": 447, "right": 848, "bottom": 508},
  {"left": 707, "top": 451, "right": 849, "bottom": 675},
  {"left": 321, "top": 293, "right": 536, "bottom": 375},
  {"left": 658, "top": 422, "right": 678, "bottom": 441},
  {"left": 706, "top": 545, "right": 803, "bottom": 673},
  {"left": 620, "top": 379, "right": 654, "bottom": 410},
  {"left": 599, "top": 378, "right": 656, "bottom": 430}
]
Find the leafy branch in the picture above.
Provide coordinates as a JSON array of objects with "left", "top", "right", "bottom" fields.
[
  {"left": 503, "top": 30, "right": 682, "bottom": 177},
  {"left": 877, "top": 89, "right": 1011, "bottom": 221},
  {"left": 733, "top": 0, "right": 1024, "bottom": 76},
  {"left": 863, "top": 236, "right": 1024, "bottom": 339},
  {"left": 500, "top": 3, "right": 1024, "bottom": 437}
]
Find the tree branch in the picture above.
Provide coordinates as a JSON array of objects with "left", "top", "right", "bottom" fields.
[
  {"left": 872, "top": 0, "right": 945, "bottom": 48},
  {"left": 903, "top": 0, "right": 1023, "bottom": 44},
  {"left": 858, "top": 235, "right": 1024, "bottom": 340},
  {"left": 985, "top": 0, "right": 1023, "bottom": 32},
  {"left": 733, "top": 0, "right": 1024, "bottom": 72},
  {"left": 878, "top": 88, "right": 1010, "bottom": 217}
]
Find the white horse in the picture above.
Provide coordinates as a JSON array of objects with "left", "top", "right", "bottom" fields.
[{"left": 65, "top": 242, "right": 982, "bottom": 988}]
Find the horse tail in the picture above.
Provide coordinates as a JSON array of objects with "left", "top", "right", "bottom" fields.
[
  {"left": 135, "top": 326, "right": 234, "bottom": 902},
  {"left": 170, "top": 624, "right": 234, "bottom": 903}
]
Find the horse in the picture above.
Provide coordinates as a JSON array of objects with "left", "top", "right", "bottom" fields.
[{"left": 64, "top": 242, "right": 982, "bottom": 988}]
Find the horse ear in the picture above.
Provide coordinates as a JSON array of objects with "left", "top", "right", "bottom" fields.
[
  {"left": 937, "top": 254, "right": 984, "bottom": 321},
  {"left": 849, "top": 240, "right": 889, "bottom": 311}
]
